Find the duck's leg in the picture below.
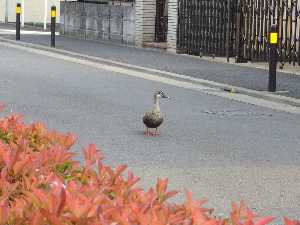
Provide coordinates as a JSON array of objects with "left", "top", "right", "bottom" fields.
[
  {"left": 144, "top": 128, "right": 160, "bottom": 136},
  {"left": 144, "top": 127, "right": 150, "bottom": 136},
  {"left": 153, "top": 128, "right": 160, "bottom": 136}
]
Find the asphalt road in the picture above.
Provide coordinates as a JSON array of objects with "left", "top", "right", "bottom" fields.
[
  {"left": 2, "top": 24, "right": 300, "bottom": 99},
  {"left": 0, "top": 44, "right": 300, "bottom": 222}
]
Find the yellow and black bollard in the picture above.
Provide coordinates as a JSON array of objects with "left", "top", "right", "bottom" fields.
[
  {"left": 51, "top": 6, "right": 56, "bottom": 47},
  {"left": 16, "top": 3, "right": 21, "bottom": 40},
  {"left": 268, "top": 24, "right": 278, "bottom": 92}
]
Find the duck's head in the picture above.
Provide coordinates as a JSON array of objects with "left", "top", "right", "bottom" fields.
[{"left": 155, "top": 90, "right": 170, "bottom": 99}]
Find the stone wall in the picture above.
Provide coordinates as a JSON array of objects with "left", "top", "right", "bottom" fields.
[
  {"left": 135, "top": 0, "right": 156, "bottom": 46},
  {"left": 60, "top": 1, "right": 135, "bottom": 44},
  {"left": 167, "top": 0, "right": 178, "bottom": 52}
]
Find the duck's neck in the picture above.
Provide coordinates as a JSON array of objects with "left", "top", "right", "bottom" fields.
[{"left": 154, "top": 95, "right": 160, "bottom": 111}]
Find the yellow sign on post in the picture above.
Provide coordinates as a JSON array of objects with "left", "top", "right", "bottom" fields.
[
  {"left": 270, "top": 32, "right": 278, "bottom": 44},
  {"left": 51, "top": 10, "right": 56, "bottom": 18},
  {"left": 16, "top": 6, "right": 21, "bottom": 14}
]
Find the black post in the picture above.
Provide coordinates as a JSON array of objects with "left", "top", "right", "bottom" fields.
[
  {"left": 51, "top": 6, "right": 56, "bottom": 47},
  {"left": 16, "top": 3, "right": 21, "bottom": 41},
  {"left": 235, "top": 0, "right": 241, "bottom": 62},
  {"left": 268, "top": 24, "right": 278, "bottom": 92},
  {"left": 226, "top": 0, "right": 231, "bottom": 62}
]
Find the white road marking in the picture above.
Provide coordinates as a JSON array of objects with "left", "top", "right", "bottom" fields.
[
  {"left": 1, "top": 41, "right": 300, "bottom": 115},
  {"left": 0, "top": 28, "right": 59, "bottom": 35},
  {"left": 2, "top": 36, "right": 300, "bottom": 106}
]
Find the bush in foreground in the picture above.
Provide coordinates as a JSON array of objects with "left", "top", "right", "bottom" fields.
[{"left": 0, "top": 110, "right": 298, "bottom": 225}]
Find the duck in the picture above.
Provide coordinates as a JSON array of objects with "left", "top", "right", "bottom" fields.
[{"left": 143, "top": 90, "right": 170, "bottom": 136}]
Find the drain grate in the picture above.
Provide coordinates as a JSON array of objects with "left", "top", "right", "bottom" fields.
[{"left": 202, "top": 109, "right": 273, "bottom": 117}]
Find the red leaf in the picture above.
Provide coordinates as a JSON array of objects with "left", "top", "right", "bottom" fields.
[
  {"left": 53, "top": 187, "right": 66, "bottom": 217},
  {"left": 115, "top": 164, "right": 127, "bottom": 178},
  {"left": 83, "top": 144, "right": 103, "bottom": 168},
  {"left": 0, "top": 198, "right": 9, "bottom": 225},
  {"left": 127, "top": 171, "right": 140, "bottom": 188},
  {"left": 254, "top": 216, "right": 274, "bottom": 225},
  {"left": 156, "top": 178, "right": 168, "bottom": 195},
  {"left": 284, "top": 217, "right": 300, "bottom": 225},
  {"left": 0, "top": 103, "right": 5, "bottom": 112},
  {"left": 31, "top": 212, "right": 43, "bottom": 225},
  {"left": 40, "top": 208, "right": 63, "bottom": 225},
  {"left": 164, "top": 190, "right": 178, "bottom": 200},
  {"left": 13, "top": 154, "right": 32, "bottom": 174},
  {"left": 203, "top": 220, "right": 219, "bottom": 225},
  {"left": 63, "top": 133, "right": 76, "bottom": 149}
]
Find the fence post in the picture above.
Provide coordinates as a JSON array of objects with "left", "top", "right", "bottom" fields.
[
  {"left": 226, "top": 0, "right": 231, "bottom": 62},
  {"left": 51, "top": 6, "right": 56, "bottom": 47},
  {"left": 268, "top": 24, "right": 278, "bottom": 92},
  {"left": 235, "top": 0, "right": 241, "bottom": 62},
  {"left": 16, "top": 3, "right": 21, "bottom": 41},
  {"left": 5, "top": 0, "right": 8, "bottom": 23},
  {"left": 235, "top": 0, "right": 247, "bottom": 63}
]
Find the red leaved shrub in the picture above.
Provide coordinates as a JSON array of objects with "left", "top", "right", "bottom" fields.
[{"left": 0, "top": 109, "right": 298, "bottom": 225}]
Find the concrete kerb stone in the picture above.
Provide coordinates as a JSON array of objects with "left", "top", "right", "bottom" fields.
[
  {"left": 184, "top": 54, "right": 300, "bottom": 77},
  {"left": 1, "top": 36, "right": 300, "bottom": 109},
  {"left": 1, "top": 23, "right": 300, "bottom": 77}
]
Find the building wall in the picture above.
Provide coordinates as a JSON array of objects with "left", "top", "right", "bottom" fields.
[
  {"left": 0, "top": 0, "right": 179, "bottom": 51},
  {"left": 135, "top": 0, "right": 156, "bottom": 46},
  {"left": 135, "top": 0, "right": 178, "bottom": 52},
  {"left": 60, "top": 1, "right": 135, "bottom": 44},
  {"left": 167, "top": 0, "right": 177, "bottom": 52},
  {"left": 0, "top": 0, "right": 60, "bottom": 24}
]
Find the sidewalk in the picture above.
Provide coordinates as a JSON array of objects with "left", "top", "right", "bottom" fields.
[{"left": 1, "top": 23, "right": 300, "bottom": 99}]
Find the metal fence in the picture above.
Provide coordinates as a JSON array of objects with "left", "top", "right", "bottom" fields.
[
  {"left": 76, "top": 0, "right": 135, "bottom": 4},
  {"left": 155, "top": 0, "right": 168, "bottom": 42},
  {"left": 177, "top": 0, "right": 300, "bottom": 67},
  {"left": 177, "top": 0, "right": 237, "bottom": 58}
]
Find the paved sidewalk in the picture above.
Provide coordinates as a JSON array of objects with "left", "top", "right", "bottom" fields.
[{"left": 1, "top": 23, "right": 300, "bottom": 99}]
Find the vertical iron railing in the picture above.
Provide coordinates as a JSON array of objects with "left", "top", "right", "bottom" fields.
[
  {"left": 177, "top": 0, "right": 237, "bottom": 57},
  {"left": 177, "top": 0, "right": 300, "bottom": 67},
  {"left": 155, "top": 0, "right": 168, "bottom": 42}
]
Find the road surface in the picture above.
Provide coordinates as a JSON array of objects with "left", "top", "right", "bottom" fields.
[{"left": 0, "top": 43, "right": 299, "bottom": 222}]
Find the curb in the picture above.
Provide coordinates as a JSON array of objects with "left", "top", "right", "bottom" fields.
[
  {"left": 1, "top": 37, "right": 300, "bottom": 108},
  {"left": 1, "top": 25, "right": 300, "bottom": 76},
  {"left": 182, "top": 54, "right": 300, "bottom": 77}
]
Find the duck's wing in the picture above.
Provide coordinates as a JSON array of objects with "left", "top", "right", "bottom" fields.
[
  {"left": 143, "top": 111, "right": 151, "bottom": 124},
  {"left": 143, "top": 111, "right": 163, "bottom": 128},
  {"left": 143, "top": 111, "right": 152, "bottom": 120}
]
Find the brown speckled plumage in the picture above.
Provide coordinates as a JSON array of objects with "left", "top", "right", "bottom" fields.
[
  {"left": 143, "top": 91, "right": 169, "bottom": 133},
  {"left": 143, "top": 110, "right": 163, "bottom": 129}
]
